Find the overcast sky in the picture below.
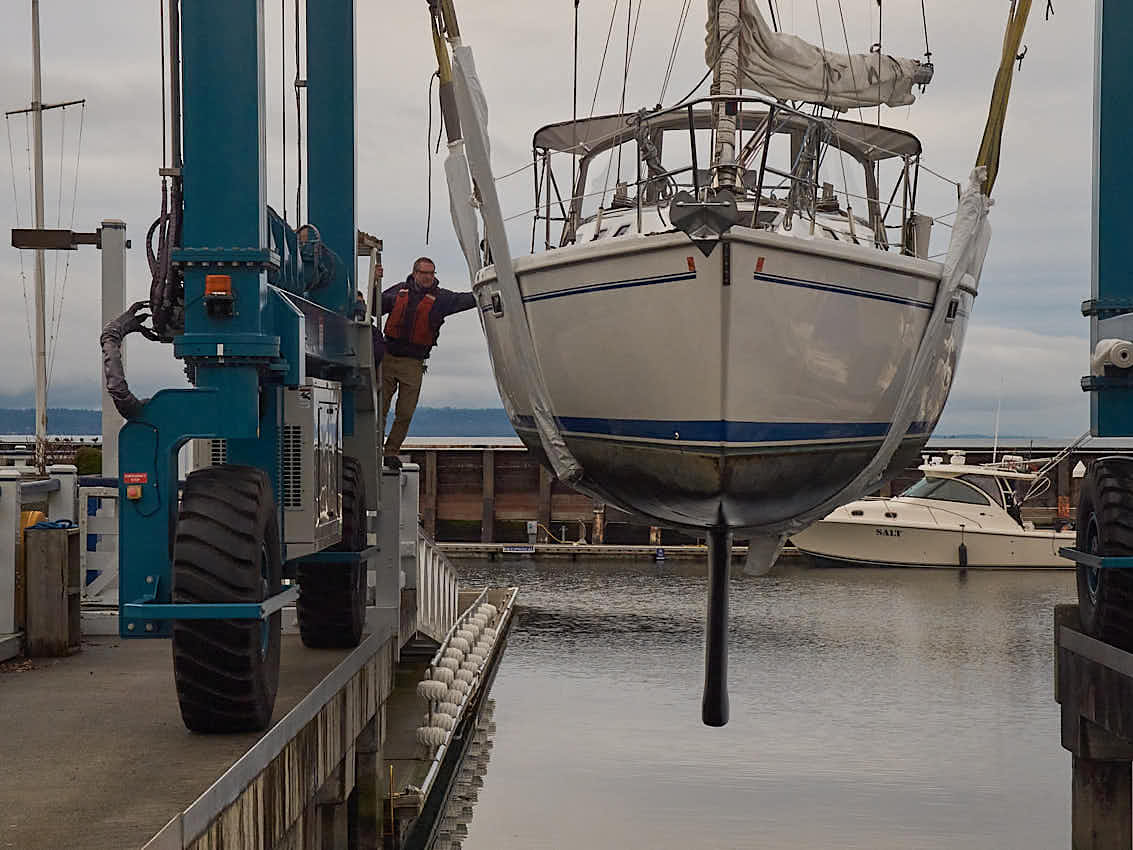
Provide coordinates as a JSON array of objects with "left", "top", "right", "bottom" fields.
[{"left": 0, "top": 1, "right": 1094, "bottom": 436}]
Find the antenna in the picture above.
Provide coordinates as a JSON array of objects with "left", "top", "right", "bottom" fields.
[{"left": 991, "top": 374, "right": 1004, "bottom": 463}]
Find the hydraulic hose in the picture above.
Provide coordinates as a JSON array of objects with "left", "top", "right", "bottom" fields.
[{"left": 100, "top": 301, "right": 152, "bottom": 421}]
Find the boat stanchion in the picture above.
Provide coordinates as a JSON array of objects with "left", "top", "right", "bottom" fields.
[{"left": 702, "top": 527, "right": 731, "bottom": 727}]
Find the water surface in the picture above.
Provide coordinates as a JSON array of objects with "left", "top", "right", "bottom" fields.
[{"left": 452, "top": 562, "right": 1075, "bottom": 850}]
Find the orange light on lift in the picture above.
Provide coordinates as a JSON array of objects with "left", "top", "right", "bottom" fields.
[
  {"left": 756, "top": 256, "right": 766, "bottom": 273},
  {"left": 205, "top": 274, "right": 232, "bottom": 296},
  {"left": 687, "top": 256, "right": 696, "bottom": 272}
]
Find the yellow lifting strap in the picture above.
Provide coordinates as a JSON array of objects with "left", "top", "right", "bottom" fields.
[{"left": 975, "top": 0, "right": 1034, "bottom": 197}]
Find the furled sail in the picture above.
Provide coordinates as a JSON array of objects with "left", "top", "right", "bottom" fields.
[{"left": 705, "top": 0, "right": 931, "bottom": 110}]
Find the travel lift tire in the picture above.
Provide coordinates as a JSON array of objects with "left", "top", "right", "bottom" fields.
[
  {"left": 171, "top": 465, "right": 283, "bottom": 733},
  {"left": 296, "top": 455, "right": 368, "bottom": 649},
  {"left": 1076, "top": 458, "right": 1133, "bottom": 652}
]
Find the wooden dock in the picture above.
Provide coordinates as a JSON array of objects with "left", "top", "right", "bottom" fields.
[{"left": 396, "top": 437, "right": 1112, "bottom": 547}]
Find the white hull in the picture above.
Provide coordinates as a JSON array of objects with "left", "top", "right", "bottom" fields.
[
  {"left": 792, "top": 485, "right": 1075, "bottom": 570},
  {"left": 475, "top": 225, "right": 971, "bottom": 530},
  {"left": 793, "top": 517, "right": 1073, "bottom": 569}
]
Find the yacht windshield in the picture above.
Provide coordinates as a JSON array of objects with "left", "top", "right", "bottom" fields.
[
  {"left": 900, "top": 477, "right": 991, "bottom": 506},
  {"left": 960, "top": 474, "right": 1005, "bottom": 506}
]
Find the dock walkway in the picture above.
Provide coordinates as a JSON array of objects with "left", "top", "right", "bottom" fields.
[{"left": 1, "top": 636, "right": 353, "bottom": 849}]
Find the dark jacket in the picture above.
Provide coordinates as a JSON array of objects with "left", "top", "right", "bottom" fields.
[{"left": 381, "top": 275, "right": 476, "bottom": 359}]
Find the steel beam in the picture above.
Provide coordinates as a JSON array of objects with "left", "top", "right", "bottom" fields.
[
  {"left": 305, "top": 0, "right": 357, "bottom": 316},
  {"left": 100, "top": 221, "right": 127, "bottom": 478},
  {"left": 1090, "top": 0, "right": 1133, "bottom": 435}
]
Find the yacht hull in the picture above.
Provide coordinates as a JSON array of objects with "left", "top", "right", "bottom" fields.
[
  {"left": 793, "top": 518, "right": 1074, "bottom": 569},
  {"left": 475, "top": 227, "right": 970, "bottom": 531}
]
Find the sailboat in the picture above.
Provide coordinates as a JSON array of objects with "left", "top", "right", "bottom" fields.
[{"left": 425, "top": 0, "right": 1031, "bottom": 725}]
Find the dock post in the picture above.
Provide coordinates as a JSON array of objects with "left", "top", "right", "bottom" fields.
[
  {"left": 1055, "top": 604, "right": 1133, "bottom": 848},
  {"left": 423, "top": 452, "right": 438, "bottom": 538},
  {"left": 1072, "top": 755, "right": 1132, "bottom": 849},
  {"left": 481, "top": 450, "right": 495, "bottom": 543},
  {"left": 350, "top": 708, "right": 384, "bottom": 849},
  {"left": 537, "top": 467, "right": 552, "bottom": 543},
  {"left": 0, "top": 471, "right": 21, "bottom": 638},
  {"left": 319, "top": 787, "right": 350, "bottom": 850}
]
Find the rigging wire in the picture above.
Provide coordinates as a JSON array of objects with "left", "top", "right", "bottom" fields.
[
  {"left": 767, "top": 0, "right": 779, "bottom": 31},
  {"left": 5, "top": 116, "right": 35, "bottom": 367},
  {"left": 876, "top": 0, "right": 882, "bottom": 128},
  {"left": 48, "top": 108, "right": 67, "bottom": 380},
  {"left": 813, "top": 0, "right": 830, "bottom": 107},
  {"left": 572, "top": 0, "right": 579, "bottom": 201},
  {"left": 626, "top": 0, "right": 645, "bottom": 67},
  {"left": 49, "top": 103, "right": 84, "bottom": 388},
  {"left": 615, "top": 0, "right": 632, "bottom": 186},
  {"left": 659, "top": 0, "right": 693, "bottom": 104},
  {"left": 919, "top": 0, "right": 931, "bottom": 66},
  {"left": 567, "top": 0, "right": 621, "bottom": 208},
  {"left": 587, "top": 0, "right": 621, "bottom": 122},
  {"left": 672, "top": 22, "right": 742, "bottom": 107},
  {"left": 835, "top": 0, "right": 866, "bottom": 123},
  {"left": 425, "top": 71, "right": 439, "bottom": 244},
  {"left": 49, "top": 104, "right": 66, "bottom": 347}
]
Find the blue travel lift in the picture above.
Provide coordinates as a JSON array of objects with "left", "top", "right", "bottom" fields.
[
  {"left": 106, "top": 1, "right": 381, "bottom": 732},
  {"left": 1059, "top": 2, "right": 1133, "bottom": 647}
]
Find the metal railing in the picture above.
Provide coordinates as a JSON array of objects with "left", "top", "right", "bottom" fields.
[
  {"left": 416, "top": 530, "right": 461, "bottom": 644},
  {"left": 533, "top": 94, "right": 930, "bottom": 255}
]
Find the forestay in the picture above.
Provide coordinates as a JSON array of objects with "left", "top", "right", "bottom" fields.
[{"left": 705, "top": 0, "right": 930, "bottom": 110}]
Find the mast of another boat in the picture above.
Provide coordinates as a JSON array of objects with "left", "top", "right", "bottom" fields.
[{"left": 29, "top": 0, "right": 48, "bottom": 474}]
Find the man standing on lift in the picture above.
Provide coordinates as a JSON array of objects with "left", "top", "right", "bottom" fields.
[{"left": 380, "top": 256, "right": 476, "bottom": 469}]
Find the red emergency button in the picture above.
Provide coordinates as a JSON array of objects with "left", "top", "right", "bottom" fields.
[{"left": 126, "top": 485, "right": 143, "bottom": 501}]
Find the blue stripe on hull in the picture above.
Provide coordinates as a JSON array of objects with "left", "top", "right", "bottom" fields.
[
  {"left": 515, "top": 416, "right": 931, "bottom": 444},
  {"left": 518, "top": 267, "right": 932, "bottom": 308},
  {"left": 752, "top": 271, "right": 935, "bottom": 309},
  {"left": 522, "top": 271, "right": 697, "bottom": 303}
]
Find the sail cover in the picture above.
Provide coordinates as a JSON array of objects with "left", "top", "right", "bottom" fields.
[{"left": 705, "top": 0, "right": 928, "bottom": 110}]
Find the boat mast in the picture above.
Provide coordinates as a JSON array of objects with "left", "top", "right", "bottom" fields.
[
  {"left": 30, "top": 0, "right": 48, "bottom": 475},
  {"left": 711, "top": 0, "right": 742, "bottom": 189}
]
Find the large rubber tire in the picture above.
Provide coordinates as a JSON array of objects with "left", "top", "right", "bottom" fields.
[
  {"left": 297, "top": 456, "right": 367, "bottom": 648},
  {"left": 1076, "top": 458, "right": 1133, "bottom": 651},
  {"left": 171, "top": 465, "right": 282, "bottom": 733}
]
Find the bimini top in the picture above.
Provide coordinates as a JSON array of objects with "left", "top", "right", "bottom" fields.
[{"left": 533, "top": 106, "right": 923, "bottom": 164}]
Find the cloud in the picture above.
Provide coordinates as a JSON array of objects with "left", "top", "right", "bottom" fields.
[
  {"left": 935, "top": 324, "right": 1089, "bottom": 438},
  {"left": 0, "top": 1, "right": 1099, "bottom": 438}
]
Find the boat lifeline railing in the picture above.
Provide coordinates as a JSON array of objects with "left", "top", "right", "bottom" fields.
[{"left": 533, "top": 94, "right": 930, "bottom": 254}]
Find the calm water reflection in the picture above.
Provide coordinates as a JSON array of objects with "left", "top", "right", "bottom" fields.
[{"left": 453, "top": 561, "right": 1075, "bottom": 850}]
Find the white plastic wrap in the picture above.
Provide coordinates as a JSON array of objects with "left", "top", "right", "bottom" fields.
[
  {"left": 766, "top": 168, "right": 992, "bottom": 539},
  {"left": 1092, "top": 339, "right": 1133, "bottom": 375},
  {"left": 735, "top": 170, "right": 992, "bottom": 573},
  {"left": 706, "top": 0, "right": 928, "bottom": 110},
  {"left": 444, "top": 141, "right": 482, "bottom": 278},
  {"left": 448, "top": 44, "right": 584, "bottom": 483}
]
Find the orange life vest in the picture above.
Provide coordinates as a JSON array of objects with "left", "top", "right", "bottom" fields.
[{"left": 383, "top": 288, "right": 439, "bottom": 350}]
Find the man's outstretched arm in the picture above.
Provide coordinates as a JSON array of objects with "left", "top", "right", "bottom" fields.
[{"left": 444, "top": 289, "right": 477, "bottom": 314}]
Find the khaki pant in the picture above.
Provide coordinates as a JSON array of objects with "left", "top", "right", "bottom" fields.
[{"left": 382, "top": 354, "right": 425, "bottom": 457}]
